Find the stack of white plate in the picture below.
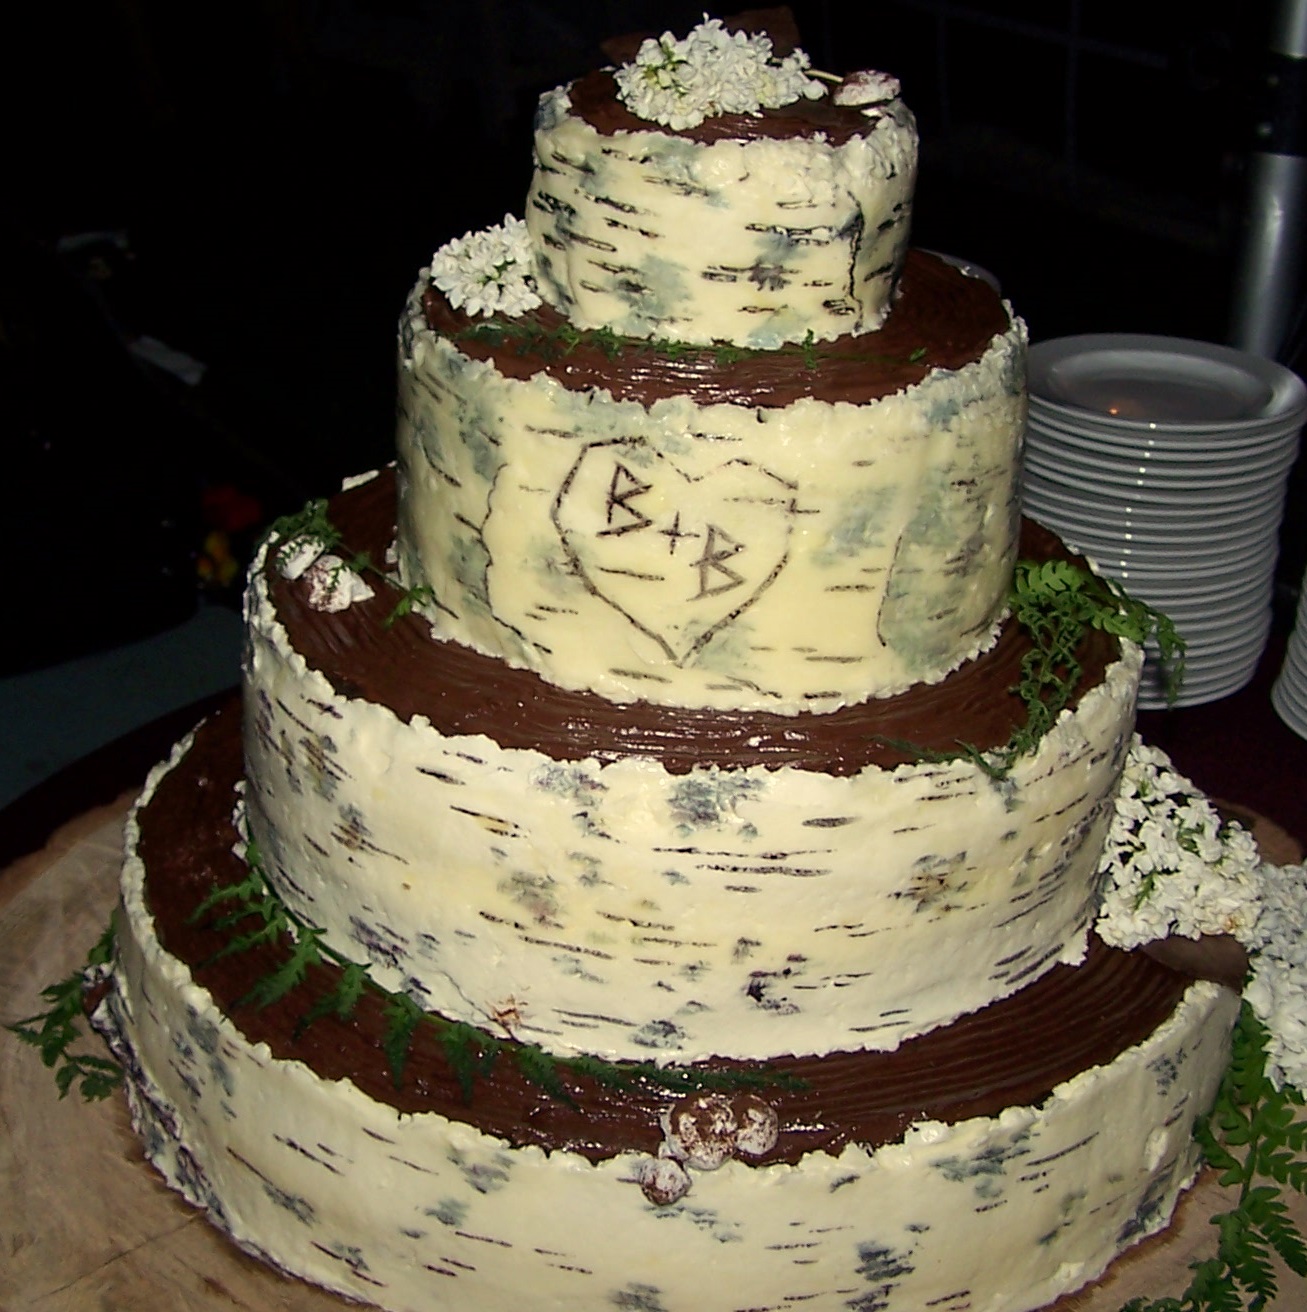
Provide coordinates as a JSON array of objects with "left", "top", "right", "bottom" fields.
[
  {"left": 1272, "top": 566, "right": 1307, "bottom": 739},
  {"left": 1021, "top": 333, "right": 1306, "bottom": 709}
]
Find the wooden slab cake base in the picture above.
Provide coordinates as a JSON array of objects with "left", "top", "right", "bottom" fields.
[{"left": 2, "top": 801, "right": 1303, "bottom": 1311}]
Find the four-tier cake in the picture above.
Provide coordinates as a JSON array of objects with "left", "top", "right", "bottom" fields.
[{"left": 91, "top": 18, "right": 1243, "bottom": 1312}]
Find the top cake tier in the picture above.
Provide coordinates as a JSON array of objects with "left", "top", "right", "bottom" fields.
[{"left": 525, "top": 67, "right": 918, "bottom": 348}]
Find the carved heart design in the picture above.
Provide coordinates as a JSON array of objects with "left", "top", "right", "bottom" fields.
[{"left": 552, "top": 439, "right": 795, "bottom": 663}]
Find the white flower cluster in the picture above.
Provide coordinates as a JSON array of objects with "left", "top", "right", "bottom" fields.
[
  {"left": 614, "top": 18, "right": 823, "bottom": 130},
  {"left": 1095, "top": 737, "right": 1307, "bottom": 1090},
  {"left": 1095, "top": 737, "right": 1263, "bottom": 951},
  {"left": 1244, "top": 864, "right": 1307, "bottom": 1089},
  {"left": 428, "top": 214, "right": 541, "bottom": 318}
]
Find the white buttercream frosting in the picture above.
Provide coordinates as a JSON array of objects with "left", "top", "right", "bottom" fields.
[{"left": 834, "top": 70, "right": 903, "bottom": 107}]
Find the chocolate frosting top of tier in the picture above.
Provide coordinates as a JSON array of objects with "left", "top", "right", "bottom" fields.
[
  {"left": 276, "top": 469, "right": 1116, "bottom": 775},
  {"left": 420, "top": 248, "right": 1010, "bottom": 408},
  {"left": 141, "top": 702, "right": 1199, "bottom": 1166},
  {"left": 563, "top": 67, "right": 884, "bottom": 146}
]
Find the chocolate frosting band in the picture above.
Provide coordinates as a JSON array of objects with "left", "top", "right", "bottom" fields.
[
  {"left": 567, "top": 68, "right": 890, "bottom": 146},
  {"left": 141, "top": 701, "right": 1195, "bottom": 1167},
  {"left": 272, "top": 468, "right": 1116, "bottom": 776},
  {"left": 422, "top": 248, "right": 1010, "bottom": 408}
]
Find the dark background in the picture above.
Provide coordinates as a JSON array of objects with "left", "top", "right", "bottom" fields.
[{"left": 2, "top": 0, "right": 1303, "bottom": 675}]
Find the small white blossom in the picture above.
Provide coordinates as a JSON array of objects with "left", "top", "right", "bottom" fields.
[
  {"left": 614, "top": 18, "right": 823, "bottom": 129},
  {"left": 429, "top": 214, "right": 541, "bottom": 318}
]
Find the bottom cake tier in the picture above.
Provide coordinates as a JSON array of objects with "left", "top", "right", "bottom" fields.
[{"left": 92, "top": 704, "right": 1241, "bottom": 1312}]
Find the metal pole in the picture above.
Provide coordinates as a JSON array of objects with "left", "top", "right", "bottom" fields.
[{"left": 1228, "top": 0, "right": 1307, "bottom": 361}]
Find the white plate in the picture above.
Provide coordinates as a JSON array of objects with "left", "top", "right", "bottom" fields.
[
  {"left": 1022, "top": 444, "right": 1299, "bottom": 493},
  {"left": 1022, "top": 476, "right": 1283, "bottom": 515},
  {"left": 1027, "top": 398, "right": 1306, "bottom": 451},
  {"left": 1273, "top": 670, "right": 1307, "bottom": 713},
  {"left": 1022, "top": 488, "right": 1280, "bottom": 530},
  {"left": 1029, "top": 334, "right": 1307, "bottom": 434},
  {"left": 1108, "top": 547, "right": 1279, "bottom": 582},
  {"left": 1022, "top": 436, "right": 1300, "bottom": 484},
  {"left": 1081, "top": 552, "right": 1277, "bottom": 583},
  {"left": 1165, "top": 611, "right": 1273, "bottom": 651},
  {"left": 1021, "top": 463, "right": 1290, "bottom": 507},
  {"left": 1273, "top": 674, "right": 1307, "bottom": 722},
  {"left": 1137, "top": 590, "right": 1270, "bottom": 617},
  {"left": 1272, "top": 683, "right": 1307, "bottom": 737},
  {"left": 1023, "top": 480, "right": 1275, "bottom": 524},
  {"left": 1023, "top": 513, "right": 1276, "bottom": 557},
  {"left": 1141, "top": 670, "right": 1259, "bottom": 709},
  {"left": 1025, "top": 415, "right": 1302, "bottom": 465}
]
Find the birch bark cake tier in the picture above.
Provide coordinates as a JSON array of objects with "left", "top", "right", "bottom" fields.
[
  {"left": 396, "top": 247, "right": 1024, "bottom": 711},
  {"left": 246, "top": 470, "right": 1136, "bottom": 1064},
  {"left": 88, "top": 15, "right": 1247, "bottom": 1312},
  {"left": 524, "top": 64, "right": 917, "bottom": 347}
]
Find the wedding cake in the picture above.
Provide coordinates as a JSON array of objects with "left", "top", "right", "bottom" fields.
[{"left": 91, "top": 18, "right": 1245, "bottom": 1312}]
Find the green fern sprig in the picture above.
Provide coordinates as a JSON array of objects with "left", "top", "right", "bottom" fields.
[
  {"left": 263, "top": 498, "right": 342, "bottom": 556},
  {"left": 263, "top": 497, "right": 453, "bottom": 632},
  {"left": 199, "top": 881, "right": 292, "bottom": 965},
  {"left": 188, "top": 854, "right": 269, "bottom": 925},
  {"left": 1124, "top": 1006, "right": 1307, "bottom": 1312},
  {"left": 240, "top": 923, "right": 327, "bottom": 1009},
  {"left": 381, "top": 992, "right": 426, "bottom": 1089},
  {"left": 440, "top": 1022, "right": 503, "bottom": 1101},
  {"left": 189, "top": 847, "right": 804, "bottom": 1104},
  {"left": 514, "top": 1042, "right": 575, "bottom": 1103},
  {"left": 877, "top": 559, "right": 1184, "bottom": 779},
  {"left": 8, "top": 921, "right": 122, "bottom": 1100},
  {"left": 384, "top": 584, "right": 435, "bottom": 629},
  {"left": 294, "top": 960, "right": 369, "bottom": 1038}
]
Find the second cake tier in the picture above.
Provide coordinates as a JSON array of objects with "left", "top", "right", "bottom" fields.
[
  {"left": 246, "top": 469, "right": 1139, "bottom": 1064},
  {"left": 397, "top": 250, "right": 1025, "bottom": 713}
]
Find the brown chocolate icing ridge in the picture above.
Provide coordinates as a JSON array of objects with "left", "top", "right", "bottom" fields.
[
  {"left": 268, "top": 469, "right": 1117, "bottom": 776},
  {"left": 564, "top": 67, "right": 883, "bottom": 147},
  {"left": 138, "top": 703, "right": 1198, "bottom": 1166},
  {"left": 420, "top": 248, "right": 1010, "bottom": 407}
]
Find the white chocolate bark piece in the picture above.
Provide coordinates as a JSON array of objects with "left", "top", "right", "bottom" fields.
[
  {"left": 99, "top": 768, "right": 1239, "bottom": 1312},
  {"left": 395, "top": 282, "right": 1026, "bottom": 714},
  {"left": 526, "top": 81, "right": 918, "bottom": 347},
  {"left": 243, "top": 527, "right": 1142, "bottom": 1064}
]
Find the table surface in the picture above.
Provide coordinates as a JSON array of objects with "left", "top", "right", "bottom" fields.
[{"left": 2, "top": 800, "right": 1305, "bottom": 1311}]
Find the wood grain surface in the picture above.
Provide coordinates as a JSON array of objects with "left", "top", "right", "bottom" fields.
[{"left": 2, "top": 803, "right": 1303, "bottom": 1312}]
